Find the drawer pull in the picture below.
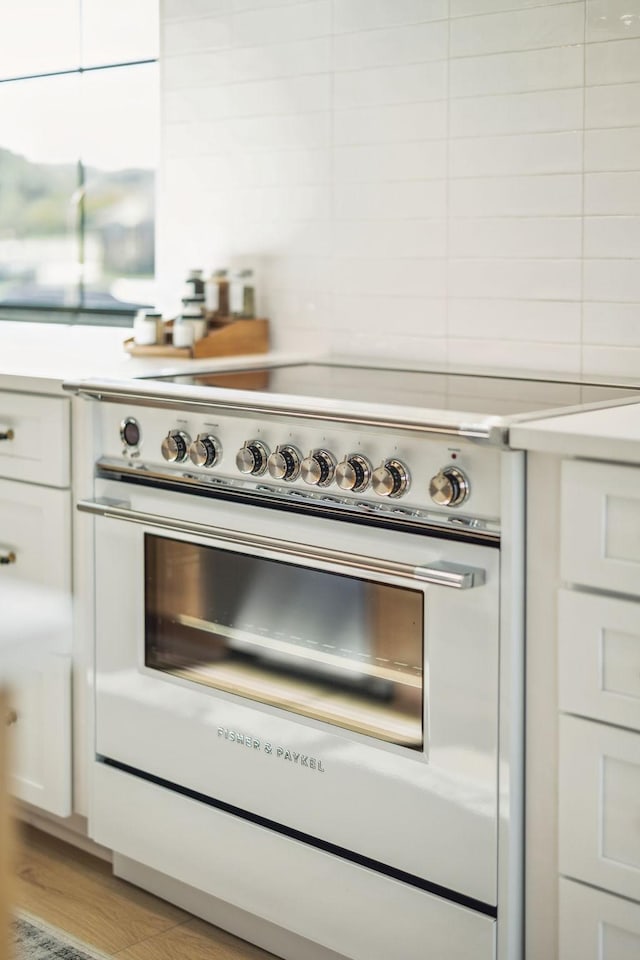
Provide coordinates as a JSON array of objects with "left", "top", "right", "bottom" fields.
[
  {"left": 5, "top": 709, "right": 18, "bottom": 727},
  {"left": 0, "top": 429, "right": 14, "bottom": 441},
  {"left": 0, "top": 550, "right": 16, "bottom": 565}
]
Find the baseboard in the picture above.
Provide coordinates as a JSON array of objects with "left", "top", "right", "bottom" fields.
[{"left": 16, "top": 804, "right": 112, "bottom": 863}]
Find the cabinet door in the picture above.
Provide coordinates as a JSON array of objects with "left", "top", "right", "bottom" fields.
[
  {"left": 0, "top": 478, "right": 70, "bottom": 593},
  {"left": 559, "top": 715, "right": 640, "bottom": 903},
  {"left": 7, "top": 653, "right": 72, "bottom": 817},
  {"left": 561, "top": 460, "right": 640, "bottom": 597},
  {"left": 558, "top": 589, "right": 640, "bottom": 733},
  {"left": 0, "top": 478, "right": 72, "bottom": 815},
  {"left": 560, "top": 878, "right": 640, "bottom": 960}
]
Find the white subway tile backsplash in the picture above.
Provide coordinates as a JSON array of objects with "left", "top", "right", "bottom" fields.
[
  {"left": 232, "top": 1, "right": 330, "bottom": 47},
  {"left": 229, "top": 38, "right": 330, "bottom": 82},
  {"left": 447, "top": 337, "right": 582, "bottom": 374},
  {"left": 449, "top": 217, "right": 582, "bottom": 259},
  {"left": 333, "top": 141, "right": 447, "bottom": 182},
  {"left": 582, "top": 345, "right": 640, "bottom": 377},
  {"left": 162, "top": 51, "right": 232, "bottom": 90},
  {"left": 158, "top": 0, "right": 640, "bottom": 377},
  {"left": 449, "top": 258, "right": 582, "bottom": 301},
  {"left": 450, "top": 45, "right": 583, "bottom": 99},
  {"left": 450, "top": 175, "right": 582, "bottom": 217},
  {"left": 449, "top": 298, "right": 581, "bottom": 342},
  {"left": 163, "top": 86, "right": 231, "bottom": 124},
  {"left": 585, "top": 127, "right": 640, "bottom": 171},
  {"left": 333, "top": 100, "right": 447, "bottom": 145},
  {"left": 229, "top": 74, "right": 330, "bottom": 116},
  {"left": 233, "top": 184, "right": 331, "bottom": 221},
  {"left": 333, "top": 62, "right": 447, "bottom": 109},
  {"left": 331, "top": 330, "right": 448, "bottom": 364},
  {"left": 164, "top": 0, "right": 231, "bottom": 20},
  {"left": 333, "top": 179, "right": 447, "bottom": 219},
  {"left": 333, "top": 219, "right": 446, "bottom": 258},
  {"left": 450, "top": 4, "right": 584, "bottom": 59},
  {"left": 332, "top": 20, "right": 447, "bottom": 71},
  {"left": 583, "top": 259, "right": 640, "bottom": 302},
  {"left": 333, "top": 294, "right": 447, "bottom": 337},
  {"left": 586, "top": 0, "right": 640, "bottom": 42},
  {"left": 584, "top": 217, "right": 640, "bottom": 257},
  {"left": 586, "top": 83, "right": 640, "bottom": 128},
  {"left": 449, "top": 131, "right": 582, "bottom": 178},
  {"left": 451, "top": 88, "right": 583, "bottom": 138},
  {"left": 333, "top": 0, "right": 447, "bottom": 35},
  {"left": 585, "top": 172, "right": 640, "bottom": 214},
  {"left": 584, "top": 302, "right": 640, "bottom": 344},
  {"left": 163, "top": 118, "right": 233, "bottom": 157},
  {"left": 586, "top": 37, "right": 640, "bottom": 85},
  {"left": 232, "top": 0, "right": 304, "bottom": 11},
  {"left": 229, "top": 110, "right": 331, "bottom": 149},
  {"left": 451, "top": 0, "right": 570, "bottom": 16},
  {"left": 231, "top": 148, "right": 331, "bottom": 186},
  {"left": 332, "top": 257, "right": 446, "bottom": 297},
  {"left": 162, "top": 16, "right": 231, "bottom": 55},
  {"left": 230, "top": 218, "right": 332, "bottom": 256}
]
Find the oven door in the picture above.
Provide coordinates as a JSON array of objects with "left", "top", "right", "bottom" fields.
[{"left": 87, "top": 478, "right": 501, "bottom": 909}]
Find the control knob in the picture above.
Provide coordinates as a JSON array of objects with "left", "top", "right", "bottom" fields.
[
  {"left": 268, "top": 444, "right": 302, "bottom": 481},
  {"left": 371, "top": 459, "right": 410, "bottom": 499},
  {"left": 189, "top": 434, "right": 220, "bottom": 468},
  {"left": 161, "top": 429, "right": 191, "bottom": 463},
  {"left": 236, "top": 439, "right": 269, "bottom": 476},
  {"left": 335, "top": 454, "right": 372, "bottom": 493},
  {"left": 429, "top": 467, "right": 469, "bottom": 507},
  {"left": 300, "top": 449, "right": 336, "bottom": 487}
]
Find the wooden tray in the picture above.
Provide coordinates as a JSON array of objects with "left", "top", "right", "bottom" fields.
[{"left": 124, "top": 318, "right": 270, "bottom": 359}]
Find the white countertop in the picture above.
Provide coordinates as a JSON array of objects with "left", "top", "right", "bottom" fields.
[
  {"left": 0, "top": 321, "right": 293, "bottom": 395},
  {"left": 510, "top": 400, "right": 640, "bottom": 464}
]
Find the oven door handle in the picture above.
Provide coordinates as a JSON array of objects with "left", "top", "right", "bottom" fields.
[{"left": 77, "top": 498, "right": 486, "bottom": 589}]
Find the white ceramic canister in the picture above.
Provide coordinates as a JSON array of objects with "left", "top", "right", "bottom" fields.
[{"left": 172, "top": 317, "right": 195, "bottom": 348}]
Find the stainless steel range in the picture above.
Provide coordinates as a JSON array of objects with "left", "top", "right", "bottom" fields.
[{"left": 65, "top": 359, "right": 640, "bottom": 960}]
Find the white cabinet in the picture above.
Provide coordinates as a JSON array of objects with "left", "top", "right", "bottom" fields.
[
  {"left": 0, "top": 390, "right": 72, "bottom": 818},
  {"left": 559, "top": 879, "right": 640, "bottom": 960},
  {"left": 558, "top": 459, "right": 640, "bottom": 957}
]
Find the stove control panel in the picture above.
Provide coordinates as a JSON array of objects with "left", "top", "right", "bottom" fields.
[{"left": 99, "top": 406, "right": 503, "bottom": 527}]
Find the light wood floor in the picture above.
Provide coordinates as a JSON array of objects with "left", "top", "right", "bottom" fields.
[{"left": 13, "top": 824, "right": 279, "bottom": 960}]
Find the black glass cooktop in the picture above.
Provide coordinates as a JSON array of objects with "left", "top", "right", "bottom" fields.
[{"left": 153, "top": 362, "right": 640, "bottom": 419}]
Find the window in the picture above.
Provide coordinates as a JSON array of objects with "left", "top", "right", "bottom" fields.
[{"left": 0, "top": 1, "right": 159, "bottom": 319}]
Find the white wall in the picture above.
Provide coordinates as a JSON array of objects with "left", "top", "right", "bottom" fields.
[{"left": 157, "top": 0, "right": 640, "bottom": 376}]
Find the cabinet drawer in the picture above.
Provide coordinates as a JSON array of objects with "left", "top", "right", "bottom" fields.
[
  {"left": 0, "top": 392, "right": 70, "bottom": 487},
  {"left": 559, "top": 878, "right": 640, "bottom": 960},
  {"left": 0, "top": 479, "right": 71, "bottom": 590},
  {"left": 559, "top": 589, "right": 640, "bottom": 732},
  {"left": 559, "top": 715, "right": 640, "bottom": 902},
  {"left": 561, "top": 460, "right": 640, "bottom": 597}
]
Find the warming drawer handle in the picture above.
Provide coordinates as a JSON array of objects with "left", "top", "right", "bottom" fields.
[
  {"left": 0, "top": 429, "right": 14, "bottom": 441},
  {"left": 77, "top": 499, "right": 485, "bottom": 589},
  {"left": 0, "top": 550, "right": 16, "bottom": 565}
]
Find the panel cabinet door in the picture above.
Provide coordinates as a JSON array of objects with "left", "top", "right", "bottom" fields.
[
  {"left": 559, "top": 878, "right": 640, "bottom": 960},
  {"left": 559, "top": 715, "right": 640, "bottom": 904},
  {"left": 0, "top": 477, "right": 72, "bottom": 816},
  {"left": 7, "top": 653, "right": 72, "bottom": 817},
  {"left": 561, "top": 460, "right": 640, "bottom": 597}
]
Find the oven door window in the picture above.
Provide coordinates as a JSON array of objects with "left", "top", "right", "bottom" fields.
[{"left": 144, "top": 534, "right": 424, "bottom": 750}]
